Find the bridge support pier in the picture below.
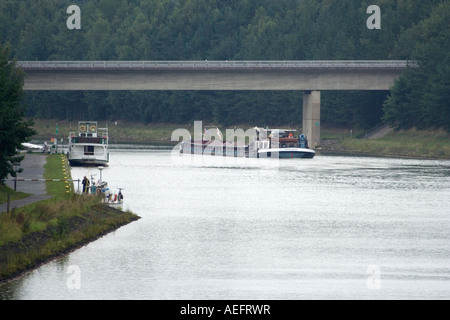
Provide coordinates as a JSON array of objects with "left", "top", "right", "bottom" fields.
[{"left": 302, "top": 90, "right": 321, "bottom": 148}]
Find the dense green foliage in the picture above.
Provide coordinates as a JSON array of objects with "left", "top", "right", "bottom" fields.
[
  {"left": 383, "top": 1, "right": 450, "bottom": 131},
  {"left": 0, "top": 0, "right": 448, "bottom": 130},
  {"left": 0, "top": 43, "right": 36, "bottom": 181}
]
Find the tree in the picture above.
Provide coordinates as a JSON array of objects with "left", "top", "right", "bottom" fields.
[
  {"left": 0, "top": 43, "right": 36, "bottom": 182},
  {"left": 425, "top": 54, "right": 450, "bottom": 131},
  {"left": 383, "top": 1, "right": 450, "bottom": 132},
  {"left": 383, "top": 67, "right": 427, "bottom": 130}
]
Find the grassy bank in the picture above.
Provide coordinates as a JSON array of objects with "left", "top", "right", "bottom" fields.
[
  {"left": 319, "top": 128, "right": 450, "bottom": 159},
  {"left": 0, "top": 154, "right": 140, "bottom": 283}
]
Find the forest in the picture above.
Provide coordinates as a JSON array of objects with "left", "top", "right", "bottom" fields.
[{"left": 0, "top": 0, "right": 448, "bottom": 131}]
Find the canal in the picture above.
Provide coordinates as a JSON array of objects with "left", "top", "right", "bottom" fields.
[{"left": 1, "top": 146, "right": 449, "bottom": 299}]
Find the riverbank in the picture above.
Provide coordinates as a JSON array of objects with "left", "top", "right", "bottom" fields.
[
  {"left": 0, "top": 154, "right": 140, "bottom": 284},
  {"left": 319, "top": 128, "right": 450, "bottom": 160},
  {"left": 31, "top": 119, "right": 450, "bottom": 160}
]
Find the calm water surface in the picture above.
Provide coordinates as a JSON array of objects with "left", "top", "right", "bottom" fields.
[{"left": 1, "top": 146, "right": 449, "bottom": 299}]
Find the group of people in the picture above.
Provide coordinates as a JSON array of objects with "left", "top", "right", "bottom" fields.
[
  {"left": 81, "top": 176, "right": 123, "bottom": 204},
  {"left": 104, "top": 188, "right": 124, "bottom": 203}
]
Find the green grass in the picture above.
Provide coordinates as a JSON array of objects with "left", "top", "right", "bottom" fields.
[
  {"left": 109, "top": 122, "right": 182, "bottom": 143},
  {"left": 321, "top": 127, "right": 365, "bottom": 140},
  {"left": 0, "top": 193, "right": 98, "bottom": 245},
  {"left": 44, "top": 154, "right": 73, "bottom": 198},
  {"left": 0, "top": 184, "right": 31, "bottom": 204},
  {"left": 322, "top": 128, "right": 450, "bottom": 159},
  {"left": 32, "top": 119, "right": 182, "bottom": 144}
]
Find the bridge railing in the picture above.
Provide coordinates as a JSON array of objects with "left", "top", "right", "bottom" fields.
[{"left": 17, "top": 60, "right": 414, "bottom": 70}]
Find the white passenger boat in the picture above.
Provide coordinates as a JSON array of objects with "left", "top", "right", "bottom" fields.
[{"left": 67, "top": 121, "right": 109, "bottom": 166}]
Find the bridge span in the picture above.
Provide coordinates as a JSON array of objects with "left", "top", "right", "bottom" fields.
[
  {"left": 19, "top": 60, "right": 408, "bottom": 91},
  {"left": 18, "top": 60, "right": 412, "bottom": 146}
]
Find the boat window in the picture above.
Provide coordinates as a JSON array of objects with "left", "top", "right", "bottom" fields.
[{"left": 84, "top": 146, "right": 94, "bottom": 155}]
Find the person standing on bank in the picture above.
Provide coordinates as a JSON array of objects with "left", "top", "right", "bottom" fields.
[{"left": 82, "top": 176, "right": 90, "bottom": 193}]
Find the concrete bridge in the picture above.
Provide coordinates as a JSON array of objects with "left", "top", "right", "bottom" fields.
[{"left": 18, "top": 60, "right": 412, "bottom": 146}]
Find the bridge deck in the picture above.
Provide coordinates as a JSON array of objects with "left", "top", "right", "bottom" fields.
[{"left": 18, "top": 60, "right": 413, "bottom": 91}]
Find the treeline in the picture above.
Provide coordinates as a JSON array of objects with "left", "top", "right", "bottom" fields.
[{"left": 0, "top": 0, "right": 448, "bottom": 130}]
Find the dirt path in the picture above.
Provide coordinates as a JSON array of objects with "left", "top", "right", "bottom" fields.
[{"left": 364, "top": 124, "right": 394, "bottom": 139}]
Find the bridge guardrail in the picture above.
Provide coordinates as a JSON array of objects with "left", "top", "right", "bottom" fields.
[{"left": 17, "top": 60, "right": 414, "bottom": 71}]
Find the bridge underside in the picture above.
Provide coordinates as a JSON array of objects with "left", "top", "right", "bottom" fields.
[{"left": 23, "top": 69, "right": 399, "bottom": 91}]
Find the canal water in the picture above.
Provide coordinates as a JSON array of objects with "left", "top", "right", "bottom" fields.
[{"left": 1, "top": 146, "right": 449, "bottom": 299}]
